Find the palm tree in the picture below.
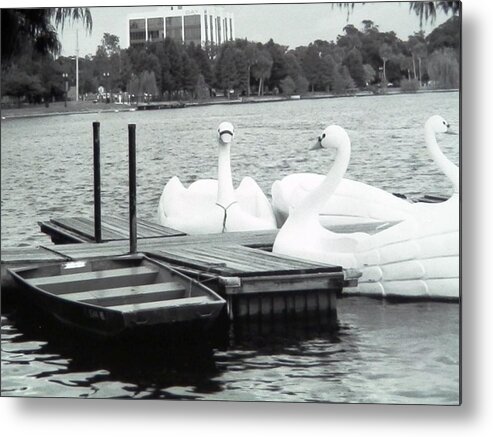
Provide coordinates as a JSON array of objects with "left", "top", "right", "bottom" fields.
[
  {"left": 333, "top": 1, "right": 460, "bottom": 24},
  {"left": 379, "top": 43, "right": 393, "bottom": 85},
  {"left": 1, "top": 8, "right": 92, "bottom": 65},
  {"left": 251, "top": 49, "right": 273, "bottom": 96},
  {"left": 409, "top": 1, "right": 461, "bottom": 25}
]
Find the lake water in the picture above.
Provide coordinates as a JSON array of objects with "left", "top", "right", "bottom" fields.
[{"left": 1, "top": 92, "right": 460, "bottom": 403}]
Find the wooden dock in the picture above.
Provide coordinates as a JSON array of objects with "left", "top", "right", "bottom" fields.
[{"left": 2, "top": 216, "right": 395, "bottom": 322}]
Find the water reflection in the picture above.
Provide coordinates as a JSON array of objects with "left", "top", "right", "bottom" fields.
[{"left": 2, "top": 303, "right": 222, "bottom": 399}]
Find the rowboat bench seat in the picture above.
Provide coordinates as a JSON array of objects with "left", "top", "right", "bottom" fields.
[
  {"left": 29, "top": 266, "right": 159, "bottom": 294},
  {"left": 64, "top": 281, "right": 188, "bottom": 306}
]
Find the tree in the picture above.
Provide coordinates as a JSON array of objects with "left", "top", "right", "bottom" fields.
[
  {"left": 320, "top": 54, "right": 336, "bottom": 91},
  {"left": 410, "top": 1, "right": 460, "bottom": 25},
  {"left": 363, "top": 64, "right": 376, "bottom": 86},
  {"left": 251, "top": 49, "right": 273, "bottom": 96},
  {"left": 38, "top": 55, "right": 65, "bottom": 102},
  {"left": 94, "top": 33, "right": 124, "bottom": 92},
  {"left": 302, "top": 44, "right": 323, "bottom": 92},
  {"left": 427, "top": 48, "right": 459, "bottom": 89},
  {"left": 243, "top": 41, "right": 259, "bottom": 96},
  {"left": 280, "top": 76, "right": 296, "bottom": 95},
  {"left": 331, "top": 64, "right": 352, "bottom": 94},
  {"left": 343, "top": 47, "right": 366, "bottom": 87},
  {"left": 1, "top": 8, "right": 92, "bottom": 66},
  {"left": 233, "top": 48, "right": 249, "bottom": 95},
  {"left": 379, "top": 43, "right": 393, "bottom": 85},
  {"left": 161, "top": 38, "right": 183, "bottom": 97},
  {"left": 408, "top": 31, "right": 427, "bottom": 85},
  {"left": 264, "top": 39, "right": 288, "bottom": 91},
  {"left": 140, "top": 70, "right": 158, "bottom": 99},
  {"left": 426, "top": 16, "right": 460, "bottom": 55},
  {"left": 195, "top": 74, "right": 209, "bottom": 100},
  {"left": 96, "top": 33, "right": 120, "bottom": 58},
  {"left": 189, "top": 44, "right": 213, "bottom": 87},
  {"left": 361, "top": 20, "right": 378, "bottom": 33},
  {"left": 2, "top": 65, "right": 44, "bottom": 106},
  {"left": 335, "top": 1, "right": 460, "bottom": 25},
  {"left": 295, "top": 75, "right": 309, "bottom": 94},
  {"left": 181, "top": 52, "right": 199, "bottom": 97},
  {"left": 398, "top": 54, "right": 414, "bottom": 80},
  {"left": 215, "top": 45, "right": 239, "bottom": 95},
  {"left": 337, "top": 24, "right": 363, "bottom": 50},
  {"left": 284, "top": 52, "right": 303, "bottom": 81},
  {"left": 127, "top": 74, "right": 140, "bottom": 101}
]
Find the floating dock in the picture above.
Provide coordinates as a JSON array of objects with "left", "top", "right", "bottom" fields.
[{"left": 2, "top": 215, "right": 395, "bottom": 322}]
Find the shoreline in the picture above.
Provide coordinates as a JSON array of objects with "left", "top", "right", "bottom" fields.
[{"left": 1, "top": 88, "right": 459, "bottom": 121}]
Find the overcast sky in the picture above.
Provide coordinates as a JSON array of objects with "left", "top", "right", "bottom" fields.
[{"left": 58, "top": 1, "right": 451, "bottom": 57}]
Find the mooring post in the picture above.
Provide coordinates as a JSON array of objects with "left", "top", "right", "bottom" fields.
[
  {"left": 92, "top": 121, "right": 102, "bottom": 243},
  {"left": 128, "top": 124, "right": 137, "bottom": 253}
]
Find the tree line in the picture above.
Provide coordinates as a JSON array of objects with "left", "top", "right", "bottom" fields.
[{"left": 1, "top": 14, "right": 459, "bottom": 106}]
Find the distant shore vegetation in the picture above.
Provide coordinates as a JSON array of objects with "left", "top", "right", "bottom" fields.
[{"left": 1, "top": 11, "right": 459, "bottom": 107}]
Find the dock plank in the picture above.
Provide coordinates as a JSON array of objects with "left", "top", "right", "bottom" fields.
[
  {"left": 149, "top": 243, "right": 340, "bottom": 278},
  {"left": 49, "top": 216, "right": 185, "bottom": 242}
]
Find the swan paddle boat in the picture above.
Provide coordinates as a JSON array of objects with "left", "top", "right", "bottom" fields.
[
  {"left": 272, "top": 125, "right": 369, "bottom": 268},
  {"left": 273, "top": 118, "right": 459, "bottom": 300},
  {"left": 271, "top": 126, "right": 423, "bottom": 227},
  {"left": 158, "top": 122, "right": 277, "bottom": 234},
  {"left": 351, "top": 115, "right": 459, "bottom": 299}
]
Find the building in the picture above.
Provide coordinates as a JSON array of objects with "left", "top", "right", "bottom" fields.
[{"left": 128, "top": 5, "right": 235, "bottom": 48}]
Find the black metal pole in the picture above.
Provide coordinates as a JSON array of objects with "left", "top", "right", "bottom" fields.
[
  {"left": 128, "top": 124, "right": 137, "bottom": 253},
  {"left": 92, "top": 122, "right": 102, "bottom": 243}
]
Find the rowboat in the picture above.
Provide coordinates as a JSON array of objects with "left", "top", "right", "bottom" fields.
[{"left": 7, "top": 254, "right": 226, "bottom": 337}]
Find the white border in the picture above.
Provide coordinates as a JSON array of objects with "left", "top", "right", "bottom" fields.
[{"left": 2, "top": 1, "right": 492, "bottom": 436}]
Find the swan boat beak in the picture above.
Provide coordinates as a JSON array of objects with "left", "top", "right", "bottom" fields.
[
  {"left": 310, "top": 137, "right": 323, "bottom": 150},
  {"left": 444, "top": 130, "right": 458, "bottom": 136}
]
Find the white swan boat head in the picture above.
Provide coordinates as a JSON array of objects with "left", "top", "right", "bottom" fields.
[{"left": 217, "top": 121, "right": 234, "bottom": 145}]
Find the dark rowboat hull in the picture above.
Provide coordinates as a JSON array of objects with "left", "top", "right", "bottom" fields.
[{"left": 8, "top": 254, "right": 226, "bottom": 337}]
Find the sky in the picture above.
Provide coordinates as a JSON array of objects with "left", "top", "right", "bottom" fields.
[{"left": 58, "top": 1, "right": 451, "bottom": 57}]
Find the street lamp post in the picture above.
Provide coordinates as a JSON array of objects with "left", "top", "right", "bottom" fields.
[
  {"left": 62, "top": 73, "right": 69, "bottom": 107},
  {"left": 103, "top": 72, "right": 111, "bottom": 103}
]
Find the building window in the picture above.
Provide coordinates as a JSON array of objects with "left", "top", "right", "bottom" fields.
[
  {"left": 184, "top": 14, "right": 201, "bottom": 46},
  {"left": 147, "top": 17, "right": 164, "bottom": 42},
  {"left": 166, "top": 16, "right": 183, "bottom": 43},
  {"left": 129, "top": 18, "right": 146, "bottom": 45}
]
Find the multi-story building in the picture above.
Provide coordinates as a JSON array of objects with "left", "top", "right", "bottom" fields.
[{"left": 128, "top": 5, "right": 235, "bottom": 48}]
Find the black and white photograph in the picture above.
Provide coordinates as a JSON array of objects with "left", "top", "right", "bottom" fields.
[{"left": 1, "top": 0, "right": 466, "bottom": 416}]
